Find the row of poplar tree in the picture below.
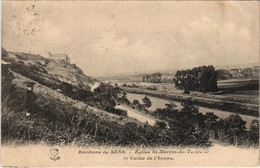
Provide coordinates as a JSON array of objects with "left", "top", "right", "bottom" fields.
[{"left": 174, "top": 65, "right": 218, "bottom": 93}]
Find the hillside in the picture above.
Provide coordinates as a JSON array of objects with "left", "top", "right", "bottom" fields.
[
  {"left": 1, "top": 48, "right": 151, "bottom": 145},
  {"left": 2, "top": 48, "right": 95, "bottom": 90}
]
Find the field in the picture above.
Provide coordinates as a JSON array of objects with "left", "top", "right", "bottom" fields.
[
  {"left": 217, "top": 79, "right": 259, "bottom": 104},
  {"left": 116, "top": 78, "right": 259, "bottom": 105}
]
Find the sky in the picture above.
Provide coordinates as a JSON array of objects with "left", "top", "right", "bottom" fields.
[{"left": 2, "top": 1, "right": 259, "bottom": 77}]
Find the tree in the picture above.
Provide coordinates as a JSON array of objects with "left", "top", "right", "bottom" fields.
[
  {"left": 218, "top": 114, "right": 247, "bottom": 145},
  {"left": 142, "top": 96, "right": 152, "bottom": 108},
  {"left": 133, "top": 99, "right": 139, "bottom": 105},
  {"left": 143, "top": 73, "right": 162, "bottom": 83},
  {"left": 174, "top": 65, "right": 218, "bottom": 93},
  {"left": 166, "top": 101, "right": 210, "bottom": 146},
  {"left": 248, "top": 120, "right": 259, "bottom": 146},
  {"left": 204, "top": 112, "right": 219, "bottom": 138},
  {"left": 216, "top": 69, "right": 232, "bottom": 80}
]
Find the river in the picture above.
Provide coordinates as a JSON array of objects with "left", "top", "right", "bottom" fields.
[{"left": 126, "top": 92, "right": 258, "bottom": 128}]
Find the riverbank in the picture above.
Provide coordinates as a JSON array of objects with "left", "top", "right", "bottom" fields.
[
  {"left": 126, "top": 92, "right": 258, "bottom": 128},
  {"left": 121, "top": 87, "right": 259, "bottom": 117}
]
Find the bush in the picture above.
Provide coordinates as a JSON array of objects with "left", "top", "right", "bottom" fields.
[
  {"left": 202, "top": 113, "right": 258, "bottom": 147},
  {"left": 216, "top": 114, "right": 247, "bottom": 145},
  {"left": 248, "top": 120, "right": 259, "bottom": 146},
  {"left": 153, "top": 99, "right": 259, "bottom": 147},
  {"left": 142, "top": 96, "right": 152, "bottom": 108}
]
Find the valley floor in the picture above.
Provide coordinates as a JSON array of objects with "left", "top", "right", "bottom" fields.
[
  {"left": 121, "top": 86, "right": 259, "bottom": 117},
  {"left": 125, "top": 92, "right": 258, "bottom": 128}
]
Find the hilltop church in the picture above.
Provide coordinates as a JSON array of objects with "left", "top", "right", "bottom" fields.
[{"left": 48, "top": 52, "right": 70, "bottom": 64}]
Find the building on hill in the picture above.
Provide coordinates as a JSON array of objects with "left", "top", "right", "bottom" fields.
[{"left": 48, "top": 52, "right": 70, "bottom": 64}]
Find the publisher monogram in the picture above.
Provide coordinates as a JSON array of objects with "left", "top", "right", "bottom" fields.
[{"left": 50, "top": 148, "right": 60, "bottom": 161}]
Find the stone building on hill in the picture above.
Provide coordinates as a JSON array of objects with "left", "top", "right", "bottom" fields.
[{"left": 48, "top": 52, "right": 70, "bottom": 64}]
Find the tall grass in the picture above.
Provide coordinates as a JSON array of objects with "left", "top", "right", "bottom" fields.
[{"left": 2, "top": 93, "right": 213, "bottom": 147}]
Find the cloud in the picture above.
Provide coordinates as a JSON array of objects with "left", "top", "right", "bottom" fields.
[
  {"left": 2, "top": 1, "right": 259, "bottom": 76},
  {"left": 172, "top": 16, "right": 257, "bottom": 68}
]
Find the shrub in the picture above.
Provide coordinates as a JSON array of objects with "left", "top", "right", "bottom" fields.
[
  {"left": 216, "top": 114, "right": 247, "bottom": 145},
  {"left": 142, "top": 96, "right": 152, "bottom": 108},
  {"left": 248, "top": 120, "right": 259, "bottom": 146}
]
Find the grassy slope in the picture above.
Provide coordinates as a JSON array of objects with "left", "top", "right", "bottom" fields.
[{"left": 1, "top": 49, "right": 146, "bottom": 146}]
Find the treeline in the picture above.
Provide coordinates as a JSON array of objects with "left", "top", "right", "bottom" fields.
[
  {"left": 143, "top": 73, "right": 162, "bottom": 83},
  {"left": 216, "top": 69, "right": 232, "bottom": 80},
  {"left": 216, "top": 67, "right": 259, "bottom": 80},
  {"left": 153, "top": 100, "right": 259, "bottom": 147},
  {"left": 174, "top": 65, "right": 218, "bottom": 93}
]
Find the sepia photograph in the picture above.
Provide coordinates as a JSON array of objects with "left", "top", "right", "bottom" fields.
[{"left": 1, "top": 0, "right": 259, "bottom": 167}]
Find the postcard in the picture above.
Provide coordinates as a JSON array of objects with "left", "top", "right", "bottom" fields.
[{"left": 1, "top": 1, "right": 259, "bottom": 167}]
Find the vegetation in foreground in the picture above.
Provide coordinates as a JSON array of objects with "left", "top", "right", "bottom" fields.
[
  {"left": 2, "top": 94, "right": 212, "bottom": 147},
  {"left": 153, "top": 100, "right": 259, "bottom": 147},
  {"left": 119, "top": 96, "right": 259, "bottom": 147},
  {"left": 2, "top": 71, "right": 210, "bottom": 147}
]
